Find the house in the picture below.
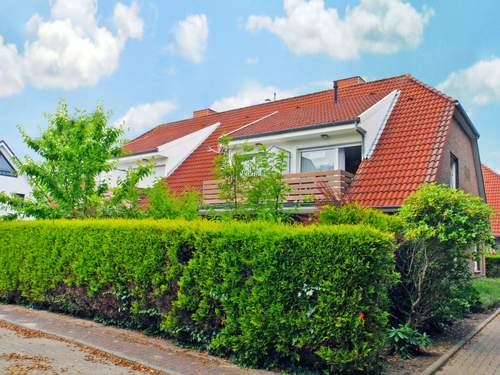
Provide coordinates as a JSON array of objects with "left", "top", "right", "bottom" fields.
[
  {"left": 0, "top": 140, "right": 31, "bottom": 215},
  {"left": 118, "top": 74, "right": 485, "bottom": 210},
  {"left": 482, "top": 164, "right": 500, "bottom": 250}
]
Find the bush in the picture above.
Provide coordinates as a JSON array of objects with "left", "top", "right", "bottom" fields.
[
  {"left": 319, "top": 204, "right": 402, "bottom": 234},
  {"left": 393, "top": 184, "right": 493, "bottom": 330},
  {"left": 164, "top": 222, "right": 397, "bottom": 373},
  {"left": 0, "top": 219, "right": 396, "bottom": 373},
  {"left": 472, "top": 277, "right": 500, "bottom": 309},
  {"left": 142, "top": 180, "right": 200, "bottom": 220},
  {"left": 486, "top": 255, "right": 500, "bottom": 278},
  {"left": 387, "top": 324, "right": 431, "bottom": 359}
]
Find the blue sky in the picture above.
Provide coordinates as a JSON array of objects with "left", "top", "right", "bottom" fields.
[{"left": 0, "top": 0, "right": 499, "bottom": 170}]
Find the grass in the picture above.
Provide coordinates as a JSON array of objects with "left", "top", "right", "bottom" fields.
[{"left": 472, "top": 277, "right": 500, "bottom": 309}]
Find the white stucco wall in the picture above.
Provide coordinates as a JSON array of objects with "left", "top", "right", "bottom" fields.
[
  {"left": 230, "top": 126, "right": 362, "bottom": 173},
  {"left": 359, "top": 90, "right": 400, "bottom": 158},
  {"left": 104, "top": 122, "right": 220, "bottom": 188},
  {"left": 0, "top": 142, "right": 32, "bottom": 215}
]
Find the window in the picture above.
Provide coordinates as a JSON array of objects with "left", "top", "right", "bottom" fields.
[
  {"left": 0, "top": 151, "right": 16, "bottom": 177},
  {"left": 472, "top": 246, "right": 481, "bottom": 274},
  {"left": 343, "top": 145, "right": 362, "bottom": 174},
  {"left": 450, "top": 153, "right": 459, "bottom": 188},
  {"left": 300, "top": 147, "right": 335, "bottom": 172}
]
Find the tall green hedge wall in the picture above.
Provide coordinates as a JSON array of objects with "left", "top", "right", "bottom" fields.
[
  {"left": 0, "top": 220, "right": 396, "bottom": 373},
  {"left": 486, "top": 255, "right": 500, "bottom": 278}
]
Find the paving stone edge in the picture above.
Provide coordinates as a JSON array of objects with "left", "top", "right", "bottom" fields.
[{"left": 420, "top": 308, "right": 500, "bottom": 375}]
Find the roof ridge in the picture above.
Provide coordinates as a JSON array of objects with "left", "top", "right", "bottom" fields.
[
  {"left": 482, "top": 163, "right": 500, "bottom": 177},
  {"left": 405, "top": 74, "right": 456, "bottom": 103}
]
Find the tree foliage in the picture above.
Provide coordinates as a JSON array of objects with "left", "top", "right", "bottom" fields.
[
  {"left": 213, "top": 136, "right": 291, "bottom": 221},
  {"left": 0, "top": 101, "right": 151, "bottom": 219},
  {"left": 392, "top": 183, "right": 493, "bottom": 330},
  {"left": 142, "top": 180, "right": 200, "bottom": 220}
]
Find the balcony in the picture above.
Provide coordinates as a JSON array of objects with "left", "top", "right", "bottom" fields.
[{"left": 202, "top": 169, "right": 354, "bottom": 212}]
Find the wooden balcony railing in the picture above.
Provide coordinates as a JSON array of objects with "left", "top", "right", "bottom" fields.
[{"left": 202, "top": 169, "right": 354, "bottom": 207}]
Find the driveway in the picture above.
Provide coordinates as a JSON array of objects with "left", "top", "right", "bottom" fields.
[{"left": 437, "top": 311, "right": 500, "bottom": 375}]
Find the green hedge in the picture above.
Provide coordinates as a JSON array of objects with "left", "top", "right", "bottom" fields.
[
  {"left": 486, "top": 255, "right": 500, "bottom": 278},
  {"left": 0, "top": 220, "right": 396, "bottom": 373},
  {"left": 319, "top": 204, "right": 402, "bottom": 234}
]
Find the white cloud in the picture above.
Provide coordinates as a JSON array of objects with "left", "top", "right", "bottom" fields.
[
  {"left": 247, "top": 0, "right": 433, "bottom": 60},
  {"left": 116, "top": 100, "right": 177, "bottom": 132},
  {"left": 438, "top": 57, "right": 500, "bottom": 106},
  {"left": 0, "top": 0, "right": 143, "bottom": 96},
  {"left": 211, "top": 82, "right": 297, "bottom": 112},
  {"left": 171, "top": 14, "right": 208, "bottom": 64},
  {"left": 0, "top": 36, "right": 25, "bottom": 96},
  {"left": 113, "top": 1, "right": 144, "bottom": 39}
]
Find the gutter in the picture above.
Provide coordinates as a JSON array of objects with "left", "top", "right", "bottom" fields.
[
  {"left": 110, "top": 148, "right": 159, "bottom": 161},
  {"left": 231, "top": 118, "right": 360, "bottom": 141},
  {"left": 455, "top": 102, "right": 480, "bottom": 138},
  {"left": 453, "top": 102, "right": 486, "bottom": 200}
]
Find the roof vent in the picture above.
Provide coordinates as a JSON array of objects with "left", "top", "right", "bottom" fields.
[{"left": 193, "top": 108, "right": 217, "bottom": 118}]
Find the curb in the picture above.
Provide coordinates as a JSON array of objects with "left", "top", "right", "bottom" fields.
[{"left": 420, "top": 308, "right": 500, "bottom": 375}]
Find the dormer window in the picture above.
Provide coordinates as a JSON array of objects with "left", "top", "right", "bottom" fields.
[
  {"left": 0, "top": 151, "right": 16, "bottom": 177},
  {"left": 450, "top": 153, "right": 459, "bottom": 188}
]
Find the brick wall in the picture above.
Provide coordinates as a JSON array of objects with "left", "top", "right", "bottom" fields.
[{"left": 436, "top": 119, "right": 480, "bottom": 196}]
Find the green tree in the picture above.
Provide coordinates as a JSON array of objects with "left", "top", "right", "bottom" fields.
[
  {"left": 212, "top": 136, "right": 252, "bottom": 217},
  {"left": 245, "top": 145, "right": 291, "bottom": 222},
  {"left": 0, "top": 101, "right": 151, "bottom": 219},
  {"left": 392, "top": 183, "right": 493, "bottom": 330},
  {"left": 143, "top": 180, "right": 200, "bottom": 220}
]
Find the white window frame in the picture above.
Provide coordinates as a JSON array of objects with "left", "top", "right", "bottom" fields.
[
  {"left": 299, "top": 146, "right": 338, "bottom": 173},
  {"left": 472, "top": 246, "right": 481, "bottom": 274},
  {"left": 297, "top": 143, "right": 362, "bottom": 173},
  {"left": 450, "top": 153, "right": 459, "bottom": 189}
]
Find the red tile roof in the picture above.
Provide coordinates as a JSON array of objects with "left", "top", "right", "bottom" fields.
[
  {"left": 482, "top": 164, "right": 500, "bottom": 236},
  {"left": 231, "top": 93, "right": 384, "bottom": 139},
  {"left": 124, "top": 74, "right": 460, "bottom": 208}
]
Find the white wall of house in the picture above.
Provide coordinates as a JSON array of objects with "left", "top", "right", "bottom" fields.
[
  {"left": 358, "top": 90, "right": 400, "bottom": 158},
  {"left": 104, "top": 122, "right": 220, "bottom": 188},
  {"left": 230, "top": 127, "right": 362, "bottom": 174},
  {"left": 0, "top": 141, "right": 31, "bottom": 215}
]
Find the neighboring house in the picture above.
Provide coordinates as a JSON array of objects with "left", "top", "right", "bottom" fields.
[
  {"left": 118, "top": 74, "right": 485, "bottom": 208},
  {"left": 482, "top": 164, "right": 500, "bottom": 250},
  {"left": 0, "top": 140, "right": 31, "bottom": 215}
]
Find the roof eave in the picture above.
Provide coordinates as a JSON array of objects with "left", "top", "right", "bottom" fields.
[{"left": 231, "top": 118, "right": 361, "bottom": 141}]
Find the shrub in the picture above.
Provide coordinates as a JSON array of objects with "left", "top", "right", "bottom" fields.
[
  {"left": 393, "top": 184, "right": 493, "bottom": 330},
  {"left": 319, "top": 204, "right": 402, "bottom": 234},
  {"left": 387, "top": 324, "right": 431, "bottom": 359},
  {"left": 486, "top": 255, "right": 500, "bottom": 278},
  {"left": 472, "top": 277, "right": 500, "bottom": 309},
  {"left": 0, "top": 219, "right": 396, "bottom": 373},
  {"left": 142, "top": 180, "right": 200, "bottom": 220},
  {"left": 163, "top": 223, "right": 397, "bottom": 373}
]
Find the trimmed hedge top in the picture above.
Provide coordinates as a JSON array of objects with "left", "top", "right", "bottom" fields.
[
  {"left": 319, "top": 204, "right": 402, "bottom": 234},
  {"left": 0, "top": 219, "right": 396, "bottom": 373}
]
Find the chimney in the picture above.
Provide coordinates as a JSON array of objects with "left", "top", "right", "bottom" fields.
[
  {"left": 333, "top": 76, "right": 366, "bottom": 103},
  {"left": 333, "top": 80, "right": 339, "bottom": 103},
  {"left": 193, "top": 108, "right": 217, "bottom": 118}
]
